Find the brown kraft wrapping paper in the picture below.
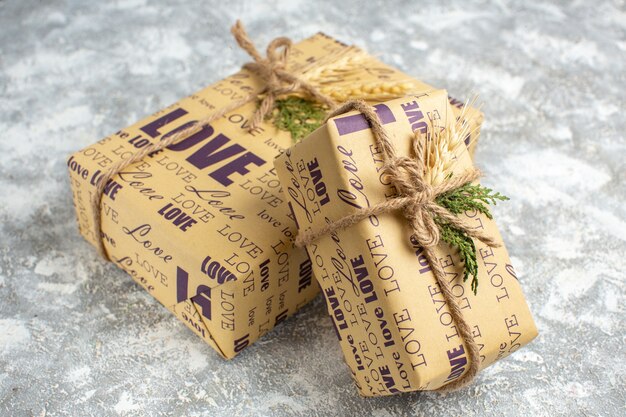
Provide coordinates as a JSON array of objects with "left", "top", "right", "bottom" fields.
[
  {"left": 274, "top": 89, "right": 538, "bottom": 395},
  {"left": 67, "top": 32, "right": 484, "bottom": 359}
]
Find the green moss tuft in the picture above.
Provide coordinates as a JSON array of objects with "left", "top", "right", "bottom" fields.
[{"left": 271, "top": 97, "right": 327, "bottom": 142}]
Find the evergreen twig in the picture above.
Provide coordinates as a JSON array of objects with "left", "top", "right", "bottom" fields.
[
  {"left": 435, "top": 182, "right": 509, "bottom": 294},
  {"left": 436, "top": 182, "right": 509, "bottom": 219},
  {"left": 439, "top": 222, "right": 479, "bottom": 293}
]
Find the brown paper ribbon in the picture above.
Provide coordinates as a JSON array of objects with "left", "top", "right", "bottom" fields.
[
  {"left": 295, "top": 100, "right": 500, "bottom": 391},
  {"left": 91, "top": 20, "right": 344, "bottom": 260}
]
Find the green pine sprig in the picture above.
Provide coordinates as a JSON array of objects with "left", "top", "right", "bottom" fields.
[
  {"left": 271, "top": 97, "right": 327, "bottom": 142},
  {"left": 435, "top": 182, "right": 509, "bottom": 294},
  {"left": 435, "top": 182, "right": 509, "bottom": 220},
  {"left": 439, "top": 222, "right": 479, "bottom": 293}
]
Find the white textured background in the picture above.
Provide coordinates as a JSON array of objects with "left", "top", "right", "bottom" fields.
[{"left": 1, "top": 0, "right": 625, "bottom": 416}]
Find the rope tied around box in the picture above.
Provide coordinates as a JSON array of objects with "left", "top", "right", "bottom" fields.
[
  {"left": 294, "top": 100, "right": 502, "bottom": 391},
  {"left": 91, "top": 20, "right": 343, "bottom": 260}
]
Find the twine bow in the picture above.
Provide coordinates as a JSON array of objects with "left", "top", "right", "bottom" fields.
[
  {"left": 295, "top": 100, "right": 501, "bottom": 391},
  {"left": 91, "top": 20, "right": 339, "bottom": 260},
  {"left": 232, "top": 21, "right": 337, "bottom": 129}
]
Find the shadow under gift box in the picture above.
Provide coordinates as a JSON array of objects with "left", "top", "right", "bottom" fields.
[
  {"left": 274, "top": 89, "right": 538, "bottom": 395},
  {"left": 67, "top": 32, "right": 485, "bottom": 359}
]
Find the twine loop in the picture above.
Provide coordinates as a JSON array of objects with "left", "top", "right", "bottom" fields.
[{"left": 231, "top": 21, "right": 336, "bottom": 129}]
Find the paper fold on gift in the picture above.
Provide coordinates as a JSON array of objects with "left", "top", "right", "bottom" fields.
[
  {"left": 274, "top": 89, "right": 537, "bottom": 395},
  {"left": 67, "top": 31, "right": 486, "bottom": 359}
]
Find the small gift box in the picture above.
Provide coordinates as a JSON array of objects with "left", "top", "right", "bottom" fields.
[
  {"left": 67, "top": 21, "right": 485, "bottom": 359},
  {"left": 274, "top": 89, "right": 537, "bottom": 395}
]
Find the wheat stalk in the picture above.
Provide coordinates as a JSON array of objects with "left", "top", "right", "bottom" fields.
[
  {"left": 423, "top": 96, "right": 481, "bottom": 186},
  {"left": 299, "top": 51, "right": 417, "bottom": 103}
]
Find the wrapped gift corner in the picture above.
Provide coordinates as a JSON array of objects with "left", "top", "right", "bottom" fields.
[
  {"left": 66, "top": 29, "right": 487, "bottom": 359},
  {"left": 274, "top": 89, "right": 538, "bottom": 396}
]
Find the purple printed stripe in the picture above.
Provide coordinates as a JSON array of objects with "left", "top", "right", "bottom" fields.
[
  {"left": 176, "top": 266, "right": 188, "bottom": 303},
  {"left": 334, "top": 104, "right": 396, "bottom": 136}
]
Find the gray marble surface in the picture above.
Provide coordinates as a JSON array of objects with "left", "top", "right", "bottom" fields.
[{"left": 1, "top": 0, "right": 625, "bottom": 416}]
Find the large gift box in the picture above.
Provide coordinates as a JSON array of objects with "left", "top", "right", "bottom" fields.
[
  {"left": 67, "top": 26, "right": 485, "bottom": 359},
  {"left": 274, "top": 89, "right": 537, "bottom": 395}
]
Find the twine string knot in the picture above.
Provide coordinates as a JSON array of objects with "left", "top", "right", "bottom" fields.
[{"left": 231, "top": 21, "right": 336, "bottom": 129}]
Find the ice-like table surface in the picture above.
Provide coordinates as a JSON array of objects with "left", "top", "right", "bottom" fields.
[{"left": 0, "top": 1, "right": 624, "bottom": 415}]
